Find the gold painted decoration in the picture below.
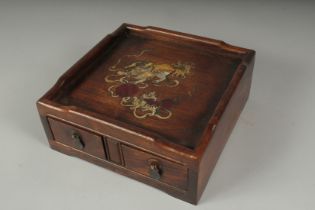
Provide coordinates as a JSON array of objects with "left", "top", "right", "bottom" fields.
[
  {"left": 120, "top": 91, "right": 172, "bottom": 119},
  {"left": 104, "top": 50, "right": 193, "bottom": 119}
]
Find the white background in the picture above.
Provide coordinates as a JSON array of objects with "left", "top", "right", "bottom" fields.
[{"left": 1, "top": 0, "right": 314, "bottom": 209}]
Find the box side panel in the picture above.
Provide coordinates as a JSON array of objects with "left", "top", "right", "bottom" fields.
[{"left": 196, "top": 55, "right": 255, "bottom": 202}]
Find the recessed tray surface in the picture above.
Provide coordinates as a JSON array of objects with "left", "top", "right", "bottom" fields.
[{"left": 51, "top": 24, "right": 248, "bottom": 149}]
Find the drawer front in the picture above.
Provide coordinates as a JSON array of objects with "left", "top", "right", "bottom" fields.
[
  {"left": 48, "top": 118, "right": 106, "bottom": 159},
  {"left": 121, "top": 145, "right": 188, "bottom": 190}
]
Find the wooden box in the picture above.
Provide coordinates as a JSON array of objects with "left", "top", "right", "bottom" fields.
[{"left": 37, "top": 23, "right": 255, "bottom": 204}]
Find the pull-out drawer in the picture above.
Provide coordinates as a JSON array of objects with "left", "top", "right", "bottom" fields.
[
  {"left": 121, "top": 145, "right": 188, "bottom": 190},
  {"left": 48, "top": 117, "right": 106, "bottom": 160}
]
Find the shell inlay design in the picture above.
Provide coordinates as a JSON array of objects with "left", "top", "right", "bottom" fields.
[{"left": 104, "top": 50, "right": 193, "bottom": 119}]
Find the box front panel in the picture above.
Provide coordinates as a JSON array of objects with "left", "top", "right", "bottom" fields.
[{"left": 45, "top": 116, "right": 191, "bottom": 193}]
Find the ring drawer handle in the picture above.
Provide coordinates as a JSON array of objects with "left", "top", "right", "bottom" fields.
[
  {"left": 71, "top": 132, "right": 85, "bottom": 150},
  {"left": 148, "top": 159, "right": 162, "bottom": 180}
]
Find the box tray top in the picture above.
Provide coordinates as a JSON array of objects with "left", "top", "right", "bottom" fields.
[{"left": 51, "top": 24, "right": 252, "bottom": 149}]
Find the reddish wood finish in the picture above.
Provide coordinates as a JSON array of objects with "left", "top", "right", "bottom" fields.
[
  {"left": 106, "top": 137, "right": 123, "bottom": 165},
  {"left": 48, "top": 117, "right": 106, "bottom": 159},
  {"left": 36, "top": 23, "right": 255, "bottom": 204},
  {"left": 122, "top": 145, "right": 188, "bottom": 190}
]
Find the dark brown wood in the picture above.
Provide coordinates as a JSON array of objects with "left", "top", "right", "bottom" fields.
[
  {"left": 36, "top": 23, "right": 255, "bottom": 204},
  {"left": 122, "top": 144, "right": 188, "bottom": 190},
  {"left": 106, "top": 137, "right": 123, "bottom": 165},
  {"left": 48, "top": 117, "right": 106, "bottom": 159}
]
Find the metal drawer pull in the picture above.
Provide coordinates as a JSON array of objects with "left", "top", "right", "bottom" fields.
[
  {"left": 71, "top": 132, "right": 85, "bottom": 150},
  {"left": 148, "top": 159, "right": 161, "bottom": 180}
]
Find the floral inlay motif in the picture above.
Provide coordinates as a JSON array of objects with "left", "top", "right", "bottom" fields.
[{"left": 104, "top": 50, "right": 193, "bottom": 119}]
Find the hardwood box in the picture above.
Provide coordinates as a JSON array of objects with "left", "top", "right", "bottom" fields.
[{"left": 37, "top": 23, "right": 255, "bottom": 204}]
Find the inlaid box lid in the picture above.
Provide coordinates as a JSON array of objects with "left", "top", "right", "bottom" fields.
[{"left": 48, "top": 24, "right": 254, "bottom": 149}]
